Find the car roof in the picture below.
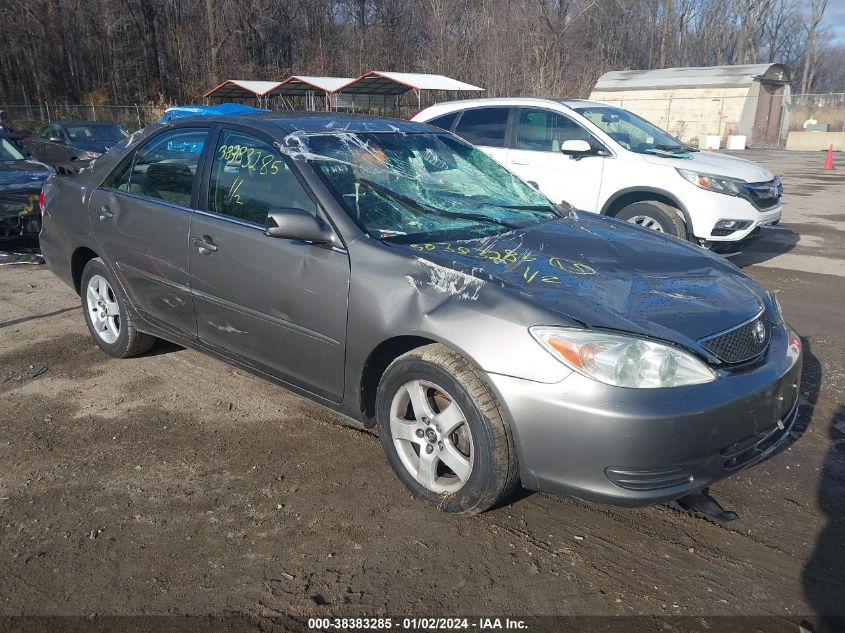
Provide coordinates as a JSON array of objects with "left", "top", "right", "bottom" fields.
[
  {"left": 415, "top": 97, "right": 613, "bottom": 113},
  {"left": 166, "top": 111, "right": 434, "bottom": 135},
  {"left": 52, "top": 120, "right": 121, "bottom": 126}
]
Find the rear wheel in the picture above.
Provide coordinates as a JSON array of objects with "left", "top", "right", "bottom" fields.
[
  {"left": 375, "top": 344, "right": 519, "bottom": 514},
  {"left": 81, "top": 258, "right": 155, "bottom": 358},
  {"left": 615, "top": 201, "right": 687, "bottom": 240}
]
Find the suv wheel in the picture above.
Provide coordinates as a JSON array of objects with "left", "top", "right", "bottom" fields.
[
  {"left": 375, "top": 344, "right": 519, "bottom": 515},
  {"left": 81, "top": 258, "right": 155, "bottom": 358},
  {"left": 615, "top": 201, "right": 687, "bottom": 239}
]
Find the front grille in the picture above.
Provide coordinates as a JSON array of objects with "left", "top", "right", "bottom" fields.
[
  {"left": 699, "top": 311, "right": 770, "bottom": 364},
  {"left": 741, "top": 178, "right": 781, "bottom": 211}
]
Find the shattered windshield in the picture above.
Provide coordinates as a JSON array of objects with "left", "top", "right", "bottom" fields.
[
  {"left": 574, "top": 106, "right": 694, "bottom": 156},
  {"left": 300, "top": 132, "right": 559, "bottom": 242}
]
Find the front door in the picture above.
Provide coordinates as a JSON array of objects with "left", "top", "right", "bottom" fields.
[
  {"left": 188, "top": 127, "right": 350, "bottom": 401},
  {"left": 505, "top": 108, "right": 605, "bottom": 211},
  {"left": 88, "top": 126, "right": 210, "bottom": 336}
]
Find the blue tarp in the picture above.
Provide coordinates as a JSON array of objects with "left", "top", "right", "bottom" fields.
[{"left": 158, "top": 103, "right": 269, "bottom": 123}]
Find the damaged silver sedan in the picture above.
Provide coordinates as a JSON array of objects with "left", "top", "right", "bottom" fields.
[{"left": 39, "top": 113, "right": 802, "bottom": 514}]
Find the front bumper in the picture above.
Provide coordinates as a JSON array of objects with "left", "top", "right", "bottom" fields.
[
  {"left": 487, "top": 323, "right": 802, "bottom": 506},
  {"left": 682, "top": 183, "right": 782, "bottom": 243}
]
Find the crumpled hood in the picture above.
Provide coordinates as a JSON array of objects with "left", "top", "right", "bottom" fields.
[
  {"left": 0, "top": 159, "right": 54, "bottom": 191},
  {"left": 644, "top": 150, "right": 774, "bottom": 182},
  {"left": 394, "top": 213, "right": 765, "bottom": 347}
]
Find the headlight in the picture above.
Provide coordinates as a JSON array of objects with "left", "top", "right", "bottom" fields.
[
  {"left": 530, "top": 327, "right": 717, "bottom": 388},
  {"left": 77, "top": 150, "right": 102, "bottom": 160},
  {"left": 677, "top": 168, "right": 745, "bottom": 196}
]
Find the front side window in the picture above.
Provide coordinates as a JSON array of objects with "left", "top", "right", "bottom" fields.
[
  {"left": 208, "top": 129, "right": 316, "bottom": 226},
  {"left": 515, "top": 109, "right": 594, "bottom": 152},
  {"left": 305, "top": 131, "right": 558, "bottom": 243},
  {"left": 453, "top": 107, "right": 509, "bottom": 147},
  {"left": 108, "top": 128, "right": 208, "bottom": 207},
  {"left": 39, "top": 126, "right": 53, "bottom": 139},
  {"left": 574, "top": 105, "right": 691, "bottom": 155}
]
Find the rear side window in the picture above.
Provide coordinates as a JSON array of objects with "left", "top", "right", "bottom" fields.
[
  {"left": 208, "top": 129, "right": 316, "bottom": 226},
  {"left": 107, "top": 128, "right": 208, "bottom": 207},
  {"left": 425, "top": 111, "right": 459, "bottom": 131},
  {"left": 515, "top": 108, "right": 594, "bottom": 152},
  {"left": 453, "top": 107, "right": 509, "bottom": 147}
]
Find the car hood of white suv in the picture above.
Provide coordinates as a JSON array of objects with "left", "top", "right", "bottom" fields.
[{"left": 643, "top": 150, "right": 774, "bottom": 183}]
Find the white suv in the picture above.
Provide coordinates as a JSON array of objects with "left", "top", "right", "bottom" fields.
[{"left": 412, "top": 98, "right": 782, "bottom": 248}]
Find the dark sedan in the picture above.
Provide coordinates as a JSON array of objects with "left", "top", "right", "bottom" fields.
[
  {"left": 24, "top": 120, "right": 128, "bottom": 166},
  {"left": 0, "top": 137, "right": 53, "bottom": 240},
  {"left": 39, "top": 113, "right": 802, "bottom": 514}
]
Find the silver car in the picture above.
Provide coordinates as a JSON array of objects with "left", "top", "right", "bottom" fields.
[{"left": 39, "top": 113, "right": 802, "bottom": 514}]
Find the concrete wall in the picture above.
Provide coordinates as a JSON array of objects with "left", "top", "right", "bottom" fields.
[
  {"left": 785, "top": 131, "right": 845, "bottom": 151},
  {"left": 589, "top": 86, "right": 751, "bottom": 147}
]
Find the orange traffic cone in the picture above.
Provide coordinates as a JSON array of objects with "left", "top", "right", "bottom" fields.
[{"left": 825, "top": 144, "right": 834, "bottom": 170}]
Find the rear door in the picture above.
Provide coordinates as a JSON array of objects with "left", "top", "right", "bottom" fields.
[
  {"left": 506, "top": 108, "right": 605, "bottom": 210},
  {"left": 188, "top": 126, "right": 350, "bottom": 401},
  {"left": 451, "top": 106, "right": 512, "bottom": 166},
  {"left": 28, "top": 125, "right": 52, "bottom": 161},
  {"left": 87, "top": 126, "right": 210, "bottom": 337}
]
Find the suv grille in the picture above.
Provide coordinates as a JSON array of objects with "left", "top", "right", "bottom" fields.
[
  {"left": 742, "top": 177, "right": 782, "bottom": 211},
  {"left": 699, "top": 311, "right": 770, "bottom": 364}
]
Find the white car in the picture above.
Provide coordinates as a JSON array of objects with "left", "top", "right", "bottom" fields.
[{"left": 412, "top": 98, "right": 782, "bottom": 248}]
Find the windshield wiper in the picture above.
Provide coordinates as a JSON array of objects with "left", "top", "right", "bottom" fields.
[{"left": 358, "top": 179, "right": 521, "bottom": 230}]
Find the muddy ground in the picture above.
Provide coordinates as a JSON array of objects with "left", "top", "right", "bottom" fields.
[{"left": 0, "top": 151, "right": 843, "bottom": 631}]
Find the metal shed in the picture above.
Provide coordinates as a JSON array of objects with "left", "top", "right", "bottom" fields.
[
  {"left": 589, "top": 63, "right": 791, "bottom": 147},
  {"left": 203, "top": 80, "right": 282, "bottom": 104},
  {"left": 264, "top": 76, "right": 353, "bottom": 111},
  {"left": 335, "top": 71, "right": 484, "bottom": 111}
]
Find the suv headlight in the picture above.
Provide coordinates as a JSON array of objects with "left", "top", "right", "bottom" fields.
[
  {"left": 677, "top": 168, "right": 745, "bottom": 196},
  {"left": 530, "top": 327, "right": 717, "bottom": 388}
]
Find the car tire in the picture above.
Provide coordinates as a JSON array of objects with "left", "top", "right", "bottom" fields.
[
  {"left": 615, "top": 201, "right": 687, "bottom": 239},
  {"left": 80, "top": 258, "right": 155, "bottom": 358},
  {"left": 375, "top": 343, "right": 519, "bottom": 515}
]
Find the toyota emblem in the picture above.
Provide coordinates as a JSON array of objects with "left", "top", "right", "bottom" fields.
[{"left": 753, "top": 320, "right": 767, "bottom": 344}]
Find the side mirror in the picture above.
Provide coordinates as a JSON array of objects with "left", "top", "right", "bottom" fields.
[
  {"left": 560, "top": 139, "right": 593, "bottom": 155},
  {"left": 265, "top": 208, "right": 333, "bottom": 244}
]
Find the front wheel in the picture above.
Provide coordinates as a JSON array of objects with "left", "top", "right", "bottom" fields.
[
  {"left": 375, "top": 344, "right": 519, "bottom": 515},
  {"left": 615, "top": 201, "right": 687, "bottom": 239}
]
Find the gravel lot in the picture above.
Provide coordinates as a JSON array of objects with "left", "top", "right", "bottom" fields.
[{"left": 0, "top": 150, "right": 843, "bottom": 631}]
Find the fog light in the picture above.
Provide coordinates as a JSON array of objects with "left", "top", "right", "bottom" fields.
[{"left": 714, "top": 219, "right": 752, "bottom": 230}]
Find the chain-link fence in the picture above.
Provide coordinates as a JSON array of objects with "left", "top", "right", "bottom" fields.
[
  {"left": 0, "top": 104, "right": 168, "bottom": 134},
  {"left": 787, "top": 93, "right": 845, "bottom": 133},
  {"left": 2, "top": 93, "right": 844, "bottom": 148}
]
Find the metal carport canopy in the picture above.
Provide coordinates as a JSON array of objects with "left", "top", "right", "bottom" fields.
[
  {"left": 265, "top": 76, "right": 354, "bottom": 96},
  {"left": 203, "top": 80, "right": 282, "bottom": 99},
  {"left": 336, "top": 71, "right": 484, "bottom": 107}
]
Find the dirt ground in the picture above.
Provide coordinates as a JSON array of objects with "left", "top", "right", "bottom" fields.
[{"left": 0, "top": 150, "right": 843, "bottom": 631}]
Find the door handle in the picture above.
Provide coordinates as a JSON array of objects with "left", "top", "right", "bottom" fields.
[
  {"left": 98, "top": 206, "right": 113, "bottom": 221},
  {"left": 509, "top": 159, "right": 529, "bottom": 165},
  {"left": 192, "top": 235, "right": 218, "bottom": 254}
]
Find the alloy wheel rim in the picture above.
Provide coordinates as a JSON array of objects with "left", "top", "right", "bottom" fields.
[
  {"left": 86, "top": 274, "right": 121, "bottom": 344},
  {"left": 389, "top": 379, "right": 473, "bottom": 494},
  {"left": 627, "top": 215, "right": 665, "bottom": 232}
]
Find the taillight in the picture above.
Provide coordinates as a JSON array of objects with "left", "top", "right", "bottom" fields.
[{"left": 38, "top": 189, "right": 45, "bottom": 213}]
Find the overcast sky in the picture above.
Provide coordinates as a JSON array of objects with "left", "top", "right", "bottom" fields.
[{"left": 811, "top": 0, "right": 845, "bottom": 42}]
